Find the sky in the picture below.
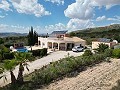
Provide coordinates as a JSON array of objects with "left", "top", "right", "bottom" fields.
[{"left": 0, "top": 0, "right": 120, "bottom": 34}]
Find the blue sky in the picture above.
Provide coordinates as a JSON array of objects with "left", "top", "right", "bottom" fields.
[{"left": 0, "top": 0, "right": 120, "bottom": 34}]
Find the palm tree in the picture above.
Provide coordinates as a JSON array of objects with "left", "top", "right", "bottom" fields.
[
  {"left": 3, "top": 60, "right": 17, "bottom": 84},
  {"left": 14, "top": 52, "right": 33, "bottom": 84}
]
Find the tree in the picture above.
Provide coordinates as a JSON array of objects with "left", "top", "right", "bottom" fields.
[
  {"left": 28, "top": 27, "right": 34, "bottom": 46},
  {"left": 0, "top": 38, "right": 4, "bottom": 44},
  {"left": 95, "top": 43, "right": 109, "bottom": 53},
  {"left": 28, "top": 27, "right": 38, "bottom": 46},
  {"left": 2, "top": 52, "right": 34, "bottom": 85},
  {"left": 3, "top": 60, "right": 17, "bottom": 84},
  {"left": 33, "top": 31, "right": 38, "bottom": 45},
  {"left": 14, "top": 52, "right": 33, "bottom": 84},
  {"left": 0, "top": 45, "right": 9, "bottom": 61}
]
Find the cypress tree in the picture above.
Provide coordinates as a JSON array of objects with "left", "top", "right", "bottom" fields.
[{"left": 28, "top": 27, "right": 38, "bottom": 46}]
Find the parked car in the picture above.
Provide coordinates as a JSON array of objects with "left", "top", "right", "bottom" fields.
[{"left": 72, "top": 46, "right": 84, "bottom": 52}]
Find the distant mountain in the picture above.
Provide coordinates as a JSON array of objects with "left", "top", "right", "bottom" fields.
[{"left": 0, "top": 32, "right": 28, "bottom": 37}]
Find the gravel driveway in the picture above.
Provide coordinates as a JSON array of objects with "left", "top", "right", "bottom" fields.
[{"left": 0, "top": 51, "right": 84, "bottom": 87}]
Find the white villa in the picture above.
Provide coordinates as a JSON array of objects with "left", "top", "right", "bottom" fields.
[{"left": 38, "top": 31, "right": 86, "bottom": 51}]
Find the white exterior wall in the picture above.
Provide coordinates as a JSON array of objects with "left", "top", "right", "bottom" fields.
[
  {"left": 74, "top": 41, "right": 85, "bottom": 47},
  {"left": 38, "top": 37, "right": 86, "bottom": 50},
  {"left": 92, "top": 41, "right": 111, "bottom": 49},
  {"left": 38, "top": 37, "right": 48, "bottom": 48},
  {"left": 74, "top": 41, "right": 86, "bottom": 47}
]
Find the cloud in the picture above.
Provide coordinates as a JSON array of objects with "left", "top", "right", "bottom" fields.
[
  {"left": 67, "top": 18, "right": 94, "bottom": 30},
  {"left": 0, "top": 15, "right": 5, "bottom": 18},
  {"left": 91, "top": 0, "right": 120, "bottom": 9},
  {"left": 96, "top": 15, "right": 120, "bottom": 22},
  {"left": 45, "top": 0, "right": 64, "bottom": 5},
  {"left": 64, "top": 0, "right": 120, "bottom": 20},
  {"left": 10, "top": 0, "right": 51, "bottom": 17},
  {"left": 107, "top": 16, "right": 120, "bottom": 21},
  {"left": 64, "top": 0, "right": 93, "bottom": 19},
  {"left": 96, "top": 16, "right": 106, "bottom": 21},
  {"left": 0, "top": 0, "right": 11, "bottom": 11},
  {"left": 45, "top": 23, "right": 67, "bottom": 32}
]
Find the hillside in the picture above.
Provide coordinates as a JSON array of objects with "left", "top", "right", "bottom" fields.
[
  {"left": 69, "top": 24, "right": 120, "bottom": 44},
  {"left": 74, "top": 24, "right": 120, "bottom": 33},
  {"left": 43, "top": 59, "right": 120, "bottom": 90}
]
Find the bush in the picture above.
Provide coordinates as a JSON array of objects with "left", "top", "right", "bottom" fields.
[
  {"left": 3, "top": 53, "right": 14, "bottom": 60},
  {"left": 112, "top": 49, "right": 120, "bottom": 58},
  {"left": 32, "top": 48, "right": 47, "bottom": 57},
  {"left": 0, "top": 52, "right": 108, "bottom": 89},
  {"left": 95, "top": 43, "right": 109, "bottom": 53},
  {"left": 40, "top": 48, "right": 47, "bottom": 56},
  {"left": 0, "top": 45, "right": 9, "bottom": 53},
  {"left": 83, "top": 50, "right": 93, "bottom": 56},
  {"left": 0, "top": 54, "right": 2, "bottom": 62},
  {"left": 32, "top": 49, "right": 41, "bottom": 56},
  {"left": 4, "top": 43, "right": 14, "bottom": 48},
  {"left": 30, "top": 53, "right": 107, "bottom": 88},
  {"left": 104, "top": 49, "right": 113, "bottom": 57}
]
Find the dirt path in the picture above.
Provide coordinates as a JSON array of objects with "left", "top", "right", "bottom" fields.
[{"left": 42, "top": 59, "right": 120, "bottom": 90}]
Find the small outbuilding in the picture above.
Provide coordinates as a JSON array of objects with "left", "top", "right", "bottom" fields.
[{"left": 92, "top": 38, "right": 118, "bottom": 49}]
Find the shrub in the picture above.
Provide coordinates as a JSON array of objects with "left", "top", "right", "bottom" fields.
[
  {"left": 112, "top": 49, "right": 120, "bottom": 58},
  {"left": 83, "top": 50, "right": 93, "bottom": 56},
  {"left": 30, "top": 53, "right": 107, "bottom": 88},
  {"left": 0, "top": 54, "right": 2, "bottom": 62},
  {"left": 92, "top": 54, "right": 106, "bottom": 63},
  {"left": 32, "top": 48, "right": 47, "bottom": 57},
  {"left": 0, "top": 52, "right": 108, "bottom": 89},
  {"left": 3, "top": 53, "right": 14, "bottom": 60},
  {"left": 0, "top": 45, "right": 9, "bottom": 53},
  {"left": 4, "top": 43, "right": 14, "bottom": 48},
  {"left": 32, "top": 49, "right": 41, "bottom": 56},
  {"left": 40, "top": 48, "right": 47, "bottom": 57},
  {"left": 95, "top": 43, "right": 109, "bottom": 53},
  {"left": 104, "top": 49, "right": 113, "bottom": 57}
]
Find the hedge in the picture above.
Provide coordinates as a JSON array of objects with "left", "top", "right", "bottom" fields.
[{"left": 31, "top": 48, "right": 47, "bottom": 57}]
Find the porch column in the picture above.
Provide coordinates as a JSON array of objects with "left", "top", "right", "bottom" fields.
[
  {"left": 65, "top": 43, "right": 67, "bottom": 51},
  {"left": 52, "top": 42, "right": 54, "bottom": 49},
  {"left": 58, "top": 43, "right": 60, "bottom": 50}
]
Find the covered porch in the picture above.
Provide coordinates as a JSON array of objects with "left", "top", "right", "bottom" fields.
[{"left": 47, "top": 42, "right": 74, "bottom": 51}]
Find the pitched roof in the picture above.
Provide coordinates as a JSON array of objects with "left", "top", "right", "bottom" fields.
[{"left": 51, "top": 31, "right": 67, "bottom": 35}]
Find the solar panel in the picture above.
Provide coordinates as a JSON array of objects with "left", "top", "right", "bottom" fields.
[
  {"left": 98, "top": 38, "right": 111, "bottom": 42},
  {"left": 51, "top": 31, "right": 67, "bottom": 35}
]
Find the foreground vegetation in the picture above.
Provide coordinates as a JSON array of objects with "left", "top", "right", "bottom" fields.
[
  {"left": 0, "top": 54, "right": 107, "bottom": 90},
  {"left": 2, "top": 44, "right": 120, "bottom": 90}
]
